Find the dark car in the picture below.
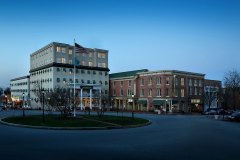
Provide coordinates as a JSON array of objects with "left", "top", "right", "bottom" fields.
[{"left": 227, "top": 112, "right": 240, "bottom": 121}]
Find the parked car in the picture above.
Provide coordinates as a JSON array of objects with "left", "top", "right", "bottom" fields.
[
  {"left": 227, "top": 112, "right": 240, "bottom": 121},
  {"left": 204, "top": 109, "right": 217, "bottom": 115}
]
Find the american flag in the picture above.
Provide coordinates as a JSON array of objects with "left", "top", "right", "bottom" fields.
[{"left": 74, "top": 43, "right": 87, "bottom": 54}]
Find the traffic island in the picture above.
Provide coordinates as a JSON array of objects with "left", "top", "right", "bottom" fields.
[{"left": 0, "top": 115, "right": 151, "bottom": 130}]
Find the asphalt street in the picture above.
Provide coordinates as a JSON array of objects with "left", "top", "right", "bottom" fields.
[{"left": 0, "top": 110, "right": 239, "bottom": 160}]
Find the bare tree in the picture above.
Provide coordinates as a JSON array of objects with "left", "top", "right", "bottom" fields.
[
  {"left": 46, "top": 87, "right": 72, "bottom": 118},
  {"left": 204, "top": 91, "right": 217, "bottom": 110},
  {"left": 223, "top": 69, "right": 240, "bottom": 110}
]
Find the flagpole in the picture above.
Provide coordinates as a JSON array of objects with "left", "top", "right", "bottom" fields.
[{"left": 73, "top": 39, "right": 76, "bottom": 117}]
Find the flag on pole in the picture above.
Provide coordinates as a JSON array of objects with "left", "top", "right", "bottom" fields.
[{"left": 75, "top": 43, "right": 88, "bottom": 54}]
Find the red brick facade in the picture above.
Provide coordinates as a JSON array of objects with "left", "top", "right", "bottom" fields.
[{"left": 110, "top": 70, "right": 205, "bottom": 113}]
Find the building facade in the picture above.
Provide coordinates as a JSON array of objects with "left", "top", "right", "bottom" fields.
[
  {"left": 10, "top": 42, "right": 109, "bottom": 109},
  {"left": 10, "top": 75, "right": 30, "bottom": 107},
  {"left": 110, "top": 70, "right": 205, "bottom": 113}
]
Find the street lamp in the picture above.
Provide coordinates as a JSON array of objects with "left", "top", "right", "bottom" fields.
[
  {"left": 41, "top": 89, "right": 45, "bottom": 122},
  {"left": 22, "top": 93, "right": 25, "bottom": 117},
  {"left": 131, "top": 94, "right": 135, "bottom": 119},
  {"left": 165, "top": 99, "right": 168, "bottom": 114}
]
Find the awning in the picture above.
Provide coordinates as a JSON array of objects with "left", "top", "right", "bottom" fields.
[
  {"left": 153, "top": 100, "right": 165, "bottom": 106},
  {"left": 137, "top": 100, "right": 147, "bottom": 105}
]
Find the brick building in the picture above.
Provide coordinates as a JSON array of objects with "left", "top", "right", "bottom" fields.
[{"left": 110, "top": 70, "right": 205, "bottom": 113}]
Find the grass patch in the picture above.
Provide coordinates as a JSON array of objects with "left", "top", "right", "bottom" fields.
[
  {"left": 83, "top": 115, "right": 149, "bottom": 126},
  {"left": 2, "top": 115, "right": 149, "bottom": 128},
  {"left": 2, "top": 115, "right": 110, "bottom": 127}
]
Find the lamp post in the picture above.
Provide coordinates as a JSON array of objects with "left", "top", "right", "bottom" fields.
[
  {"left": 131, "top": 94, "right": 135, "bottom": 119},
  {"left": 22, "top": 93, "right": 25, "bottom": 117},
  {"left": 41, "top": 89, "right": 45, "bottom": 122},
  {"left": 165, "top": 99, "right": 168, "bottom": 114}
]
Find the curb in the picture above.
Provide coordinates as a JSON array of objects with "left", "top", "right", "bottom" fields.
[{"left": 0, "top": 117, "right": 152, "bottom": 130}]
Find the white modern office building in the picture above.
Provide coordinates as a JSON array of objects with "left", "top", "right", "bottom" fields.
[
  {"left": 10, "top": 75, "right": 30, "bottom": 106},
  {"left": 11, "top": 42, "right": 110, "bottom": 109}
]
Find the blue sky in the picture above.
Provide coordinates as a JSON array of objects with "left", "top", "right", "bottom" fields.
[{"left": 0, "top": 0, "right": 240, "bottom": 87}]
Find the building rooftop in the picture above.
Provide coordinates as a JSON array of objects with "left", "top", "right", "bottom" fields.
[{"left": 110, "top": 69, "right": 148, "bottom": 79}]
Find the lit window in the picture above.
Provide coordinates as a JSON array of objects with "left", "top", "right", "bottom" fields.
[
  {"left": 166, "top": 77, "right": 170, "bottom": 85},
  {"left": 148, "top": 78, "right": 152, "bottom": 85},
  {"left": 69, "top": 49, "right": 73, "bottom": 55},
  {"left": 148, "top": 89, "right": 152, "bottom": 97},
  {"left": 56, "top": 47, "right": 61, "bottom": 52},
  {"left": 62, "top": 58, "right": 66, "bottom": 64},
  {"left": 89, "top": 62, "right": 93, "bottom": 66},
  {"left": 181, "top": 89, "right": 185, "bottom": 97},
  {"left": 181, "top": 78, "right": 185, "bottom": 86}
]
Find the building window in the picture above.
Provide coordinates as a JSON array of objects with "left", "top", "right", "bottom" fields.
[
  {"left": 189, "top": 79, "right": 192, "bottom": 86},
  {"left": 105, "top": 81, "right": 108, "bottom": 85},
  {"left": 63, "top": 78, "right": 66, "bottom": 83},
  {"left": 113, "top": 90, "right": 116, "bottom": 96},
  {"left": 120, "top": 89, "right": 123, "bottom": 96},
  {"left": 69, "top": 60, "right": 72, "bottom": 64},
  {"left": 99, "top": 71, "right": 102, "bottom": 75},
  {"left": 113, "top": 81, "right": 116, "bottom": 87},
  {"left": 56, "top": 47, "right": 61, "bottom": 52},
  {"left": 181, "top": 89, "right": 185, "bottom": 97},
  {"left": 98, "top": 53, "right": 106, "bottom": 58},
  {"left": 194, "top": 87, "right": 197, "bottom": 95},
  {"left": 93, "top": 71, "right": 96, "bottom": 75},
  {"left": 199, "top": 88, "right": 202, "bottom": 95},
  {"left": 105, "top": 90, "right": 108, "bottom": 95},
  {"left": 87, "top": 80, "right": 91, "bottom": 84},
  {"left": 157, "top": 77, "right": 161, "bottom": 85},
  {"left": 127, "top": 89, "right": 132, "bottom": 96},
  {"left": 181, "top": 78, "right": 185, "bottom": 86},
  {"left": 194, "top": 79, "right": 197, "bottom": 86},
  {"left": 148, "top": 78, "right": 152, "bottom": 85},
  {"left": 166, "top": 88, "right": 169, "bottom": 97},
  {"left": 62, "top": 47, "right": 66, "bottom": 53},
  {"left": 148, "top": 89, "right": 152, "bottom": 97},
  {"left": 57, "top": 68, "right": 60, "bottom": 72},
  {"left": 98, "top": 62, "right": 106, "bottom": 68},
  {"left": 157, "top": 89, "right": 161, "bottom": 97},
  {"left": 93, "top": 80, "right": 96, "bottom": 84},
  {"left": 57, "top": 58, "right": 61, "bottom": 63},
  {"left": 87, "top": 70, "right": 91, "bottom": 74},
  {"left": 62, "top": 58, "right": 66, "bottom": 64},
  {"left": 99, "top": 81, "right": 102, "bottom": 84},
  {"left": 199, "top": 80, "right": 202, "bottom": 87},
  {"left": 140, "top": 89, "right": 144, "bottom": 97},
  {"left": 189, "top": 87, "right": 192, "bottom": 95},
  {"left": 175, "top": 77, "right": 178, "bottom": 86},
  {"left": 120, "top": 81, "right": 123, "bottom": 87},
  {"left": 69, "top": 49, "right": 73, "bottom": 55},
  {"left": 166, "top": 77, "right": 170, "bottom": 85},
  {"left": 128, "top": 80, "right": 131, "bottom": 87},
  {"left": 81, "top": 70, "right": 85, "bottom": 74},
  {"left": 82, "top": 61, "right": 86, "bottom": 66},
  {"left": 89, "top": 62, "right": 93, "bottom": 67},
  {"left": 75, "top": 79, "right": 79, "bottom": 83},
  {"left": 69, "top": 79, "right": 73, "bottom": 83},
  {"left": 63, "top": 68, "right": 66, "bottom": 72},
  {"left": 81, "top": 79, "right": 85, "bottom": 83},
  {"left": 140, "top": 78, "right": 144, "bottom": 86}
]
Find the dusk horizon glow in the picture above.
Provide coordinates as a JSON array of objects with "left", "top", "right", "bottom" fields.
[{"left": 1, "top": 0, "right": 240, "bottom": 87}]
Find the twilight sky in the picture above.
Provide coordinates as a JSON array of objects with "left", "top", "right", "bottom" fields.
[{"left": 0, "top": 0, "right": 240, "bottom": 87}]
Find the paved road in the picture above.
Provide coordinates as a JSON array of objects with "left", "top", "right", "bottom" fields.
[{"left": 0, "top": 110, "right": 240, "bottom": 160}]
